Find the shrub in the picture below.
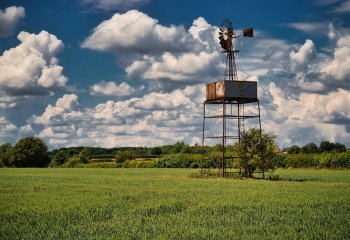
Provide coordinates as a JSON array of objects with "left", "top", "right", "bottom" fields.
[
  {"left": 282, "top": 151, "right": 350, "bottom": 169},
  {"left": 84, "top": 162, "right": 115, "bottom": 168},
  {"left": 62, "top": 155, "right": 83, "bottom": 168},
  {"left": 284, "top": 153, "right": 318, "bottom": 168},
  {"left": 155, "top": 153, "right": 201, "bottom": 168},
  {"left": 89, "top": 158, "right": 115, "bottom": 163},
  {"left": 332, "top": 151, "right": 350, "bottom": 168},
  {"left": 115, "top": 151, "right": 135, "bottom": 163}
]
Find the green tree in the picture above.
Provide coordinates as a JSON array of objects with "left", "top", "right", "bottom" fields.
[
  {"left": 115, "top": 151, "right": 135, "bottom": 163},
  {"left": 9, "top": 137, "right": 49, "bottom": 167},
  {"left": 319, "top": 141, "right": 334, "bottom": 152},
  {"left": 287, "top": 145, "right": 301, "bottom": 154},
  {"left": 192, "top": 143, "right": 202, "bottom": 154},
  {"left": 180, "top": 145, "right": 192, "bottom": 154},
  {"left": 50, "top": 150, "right": 69, "bottom": 167},
  {"left": 151, "top": 147, "right": 162, "bottom": 155},
  {"left": 334, "top": 143, "right": 347, "bottom": 153},
  {"left": 79, "top": 147, "right": 92, "bottom": 163},
  {"left": 301, "top": 143, "right": 318, "bottom": 153},
  {"left": 170, "top": 142, "right": 185, "bottom": 154},
  {"left": 233, "top": 128, "right": 278, "bottom": 178},
  {"left": 0, "top": 143, "right": 12, "bottom": 167}
]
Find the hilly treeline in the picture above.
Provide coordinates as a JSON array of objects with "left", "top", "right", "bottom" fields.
[{"left": 287, "top": 141, "right": 347, "bottom": 154}]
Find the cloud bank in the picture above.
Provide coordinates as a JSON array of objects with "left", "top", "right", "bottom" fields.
[
  {"left": 2, "top": 10, "right": 350, "bottom": 149},
  {"left": 90, "top": 81, "right": 143, "bottom": 97},
  {"left": 30, "top": 86, "right": 204, "bottom": 148}
]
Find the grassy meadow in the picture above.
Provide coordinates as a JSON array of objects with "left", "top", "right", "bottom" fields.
[{"left": 0, "top": 168, "right": 349, "bottom": 239}]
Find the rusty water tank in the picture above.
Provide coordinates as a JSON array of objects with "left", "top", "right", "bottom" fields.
[{"left": 206, "top": 80, "right": 257, "bottom": 101}]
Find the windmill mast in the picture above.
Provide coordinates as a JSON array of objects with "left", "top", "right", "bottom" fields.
[{"left": 201, "top": 19, "right": 259, "bottom": 177}]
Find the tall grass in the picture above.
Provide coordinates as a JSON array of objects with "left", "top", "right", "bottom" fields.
[{"left": 0, "top": 168, "right": 349, "bottom": 239}]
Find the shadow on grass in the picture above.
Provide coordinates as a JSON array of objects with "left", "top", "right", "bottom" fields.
[
  {"left": 264, "top": 175, "right": 319, "bottom": 182},
  {"left": 189, "top": 171, "right": 318, "bottom": 182}
]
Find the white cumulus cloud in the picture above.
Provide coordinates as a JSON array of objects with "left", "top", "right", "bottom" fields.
[
  {"left": 81, "top": 10, "right": 195, "bottom": 54},
  {"left": 289, "top": 39, "right": 315, "bottom": 71},
  {"left": 0, "top": 116, "right": 18, "bottom": 144},
  {"left": 90, "top": 81, "right": 142, "bottom": 96},
  {"left": 0, "top": 6, "right": 25, "bottom": 37},
  {"left": 322, "top": 35, "right": 350, "bottom": 80},
  {"left": 128, "top": 51, "right": 220, "bottom": 81},
  {"left": 29, "top": 86, "right": 204, "bottom": 148},
  {"left": 82, "top": 11, "right": 222, "bottom": 83},
  {"left": 0, "top": 31, "right": 67, "bottom": 95},
  {"left": 263, "top": 82, "right": 350, "bottom": 146},
  {"left": 32, "top": 94, "right": 82, "bottom": 126}
]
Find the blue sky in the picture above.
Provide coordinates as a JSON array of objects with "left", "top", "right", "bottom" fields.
[{"left": 0, "top": 0, "right": 350, "bottom": 149}]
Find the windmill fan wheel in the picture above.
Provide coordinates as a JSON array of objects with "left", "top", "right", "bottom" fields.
[{"left": 219, "top": 18, "right": 233, "bottom": 51}]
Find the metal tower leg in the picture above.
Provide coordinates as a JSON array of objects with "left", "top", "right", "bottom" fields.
[
  {"left": 201, "top": 103, "right": 206, "bottom": 171},
  {"left": 257, "top": 100, "right": 264, "bottom": 178},
  {"left": 222, "top": 101, "right": 226, "bottom": 177}
]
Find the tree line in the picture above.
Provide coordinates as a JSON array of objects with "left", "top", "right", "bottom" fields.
[
  {"left": 1, "top": 135, "right": 349, "bottom": 172},
  {"left": 287, "top": 141, "right": 347, "bottom": 154}
]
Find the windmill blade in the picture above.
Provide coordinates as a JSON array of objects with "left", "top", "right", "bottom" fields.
[{"left": 218, "top": 18, "right": 235, "bottom": 51}]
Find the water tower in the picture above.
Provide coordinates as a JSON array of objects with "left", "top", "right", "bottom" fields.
[{"left": 201, "top": 19, "right": 262, "bottom": 177}]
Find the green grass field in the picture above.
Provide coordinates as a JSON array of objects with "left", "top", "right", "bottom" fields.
[{"left": 1, "top": 168, "right": 349, "bottom": 239}]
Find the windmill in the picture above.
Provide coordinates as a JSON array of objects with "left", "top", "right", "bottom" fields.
[{"left": 201, "top": 19, "right": 261, "bottom": 177}]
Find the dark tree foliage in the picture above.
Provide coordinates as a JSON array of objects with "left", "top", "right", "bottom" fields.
[
  {"left": 151, "top": 147, "right": 162, "bottom": 155},
  {"left": 301, "top": 143, "right": 318, "bottom": 153},
  {"left": 319, "top": 141, "right": 347, "bottom": 153},
  {"left": 287, "top": 145, "right": 301, "bottom": 154},
  {"left": 50, "top": 150, "right": 69, "bottom": 167},
  {"left": 115, "top": 151, "right": 135, "bottom": 163},
  {"left": 319, "top": 141, "right": 335, "bottom": 152},
  {"left": 169, "top": 142, "right": 185, "bottom": 154},
  {"left": 9, "top": 137, "right": 49, "bottom": 167},
  {"left": 191, "top": 143, "right": 203, "bottom": 154},
  {"left": 334, "top": 143, "right": 347, "bottom": 153},
  {"left": 0, "top": 143, "right": 11, "bottom": 153},
  {"left": 180, "top": 145, "right": 192, "bottom": 154},
  {"left": 79, "top": 147, "right": 93, "bottom": 163},
  {"left": 0, "top": 143, "right": 12, "bottom": 167}
]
